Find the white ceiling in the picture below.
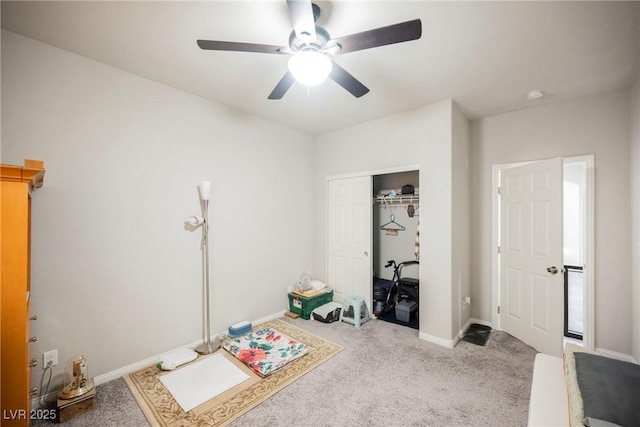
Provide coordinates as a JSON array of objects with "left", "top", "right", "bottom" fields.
[{"left": 2, "top": 1, "right": 639, "bottom": 134}]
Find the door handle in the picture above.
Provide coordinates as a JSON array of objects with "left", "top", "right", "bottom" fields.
[{"left": 546, "top": 266, "right": 558, "bottom": 275}]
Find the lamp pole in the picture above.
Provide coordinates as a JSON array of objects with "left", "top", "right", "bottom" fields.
[{"left": 195, "top": 182, "right": 218, "bottom": 355}]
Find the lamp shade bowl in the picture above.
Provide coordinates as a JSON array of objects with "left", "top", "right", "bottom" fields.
[
  {"left": 288, "top": 51, "right": 332, "bottom": 86},
  {"left": 198, "top": 181, "right": 211, "bottom": 201}
]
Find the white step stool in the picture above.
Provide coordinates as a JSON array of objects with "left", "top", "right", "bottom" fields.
[{"left": 339, "top": 296, "right": 371, "bottom": 328}]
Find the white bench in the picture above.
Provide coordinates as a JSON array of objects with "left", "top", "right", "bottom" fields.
[{"left": 528, "top": 353, "right": 570, "bottom": 426}]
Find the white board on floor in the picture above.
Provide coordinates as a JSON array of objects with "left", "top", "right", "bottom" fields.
[{"left": 159, "top": 352, "right": 249, "bottom": 412}]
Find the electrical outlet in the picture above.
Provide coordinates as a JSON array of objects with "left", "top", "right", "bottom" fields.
[{"left": 43, "top": 350, "right": 58, "bottom": 368}]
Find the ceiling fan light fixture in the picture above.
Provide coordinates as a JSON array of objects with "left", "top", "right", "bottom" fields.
[{"left": 288, "top": 50, "right": 332, "bottom": 86}]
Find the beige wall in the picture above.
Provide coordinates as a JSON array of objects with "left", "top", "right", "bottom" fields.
[
  {"left": 3, "top": 27, "right": 636, "bottom": 396},
  {"left": 470, "top": 90, "right": 632, "bottom": 354},
  {"left": 631, "top": 72, "right": 640, "bottom": 362},
  {"left": 2, "top": 30, "right": 315, "bottom": 389},
  {"left": 313, "top": 100, "right": 463, "bottom": 344}
]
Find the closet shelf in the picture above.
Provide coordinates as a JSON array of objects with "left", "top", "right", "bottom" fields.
[{"left": 374, "top": 194, "right": 420, "bottom": 205}]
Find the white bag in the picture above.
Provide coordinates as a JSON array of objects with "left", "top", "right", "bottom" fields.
[{"left": 312, "top": 302, "right": 342, "bottom": 323}]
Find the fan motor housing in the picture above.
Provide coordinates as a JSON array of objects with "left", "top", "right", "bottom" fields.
[{"left": 289, "top": 26, "right": 331, "bottom": 52}]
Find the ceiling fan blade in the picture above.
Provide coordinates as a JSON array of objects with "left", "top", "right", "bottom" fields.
[
  {"left": 329, "top": 62, "right": 369, "bottom": 98},
  {"left": 268, "top": 71, "right": 296, "bottom": 100},
  {"left": 197, "top": 40, "right": 286, "bottom": 54},
  {"left": 286, "top": 0, "right": 316, "bottom": 42},
  {"left": 332, "top": 19, "right": 422, "bottom": 54}
]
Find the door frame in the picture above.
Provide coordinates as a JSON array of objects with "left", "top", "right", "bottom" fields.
[
  {"left": 491, "top": 155, "right": 595, "bottom": 351},
  {"left": 326, "top": 164, "right": 420, "bottom": 312}
]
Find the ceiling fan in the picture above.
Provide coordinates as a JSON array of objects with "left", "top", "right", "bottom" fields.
[{"left": 197, "top": 0, "right": 422, "bottom": 100}]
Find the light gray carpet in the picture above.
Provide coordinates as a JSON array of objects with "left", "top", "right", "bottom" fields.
[{"left": 33, "top": 317, "right": 537, "bottom": 426}]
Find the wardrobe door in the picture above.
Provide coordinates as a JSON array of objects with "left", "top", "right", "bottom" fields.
[
  {"left": 1, "top": 159, "right": 45, "bottom": 427},
  {"left": 1, "top": 181, "right": 31, "bottom": 426}
]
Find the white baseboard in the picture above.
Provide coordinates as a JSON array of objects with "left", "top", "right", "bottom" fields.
[
  {"left": 595, "top": 347, "right": 638, "bottom": 364},
  {"left": 454, "top": 320, "right": 636, "bottom": 364},
  {"left": 251, "top": 310, "right": 286, "bottom": 326},
  {"left": 419, "top": 331, "right": 456, "bottom": 348},
  {"left": 420, "top": 318, "right": 494, "bottom": 349},
  {"left": 32, "top": 310, "right": 286, "bottom": 409},
  {"left": 463, "top": 320, "right": 636, "bottom": 364}
]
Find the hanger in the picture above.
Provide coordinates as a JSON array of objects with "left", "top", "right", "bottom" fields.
[{"left": 380, "top": 214, "right": 405, "bottom": 231}]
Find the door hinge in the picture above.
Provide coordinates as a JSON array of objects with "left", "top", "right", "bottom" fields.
[
  {"left": 497, "top": 245, "right": 501, "bottom": 253},
  {"left": 497, "top": 306, "right": 501, "bottom": 314},
  {"left": 497, "top": 186, "right": 502, "bottom": 195}
]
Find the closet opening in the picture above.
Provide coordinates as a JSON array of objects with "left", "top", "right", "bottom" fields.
[{"left": 372, "top": 170, "right": 420, "bottom": 329}]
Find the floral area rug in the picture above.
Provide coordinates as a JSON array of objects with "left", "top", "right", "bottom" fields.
[{"left": 124, "top": 319, "right": 343, "bottom": 427}]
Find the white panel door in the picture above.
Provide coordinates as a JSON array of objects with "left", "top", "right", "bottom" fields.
[
  {"left": 328, "top": 176, "right": 372, "bottom": 306},
  {"left": 500, "top": 158, "right": 563, "bottom": 356}
]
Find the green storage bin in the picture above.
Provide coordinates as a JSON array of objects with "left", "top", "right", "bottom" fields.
[{"left": 288, "top": 290, "right": 334, "bottom": 320}]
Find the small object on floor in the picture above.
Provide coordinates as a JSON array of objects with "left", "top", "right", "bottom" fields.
[
  {"left": 284, "top": 311, "right": 299, "bottom": 319},
  {"left": 57, "top": 385, "right": 96, "bottom": 423},
  {"left": 373, "top": 277, "right": 393, "bottom": 316},
  {"left": 395, "top": 299, "right": 417, "bottom": 323},
  {"left": 228, "top": 320, "right": 252, "bottom": 338},
  {"left": 339, "top": 296, "right": 371, "bottom": 328},
  {"left": 461, "top": 323, "right": 492, "bottom": 346},
  {"left": 156, "top": 348, "right": 198, "bottom": 371},
  {"left": 312, "top": 302, "right": 342, "bottom": 323},
  {"left": 59, "top": 355, "right": 94, "bottom": 400}
]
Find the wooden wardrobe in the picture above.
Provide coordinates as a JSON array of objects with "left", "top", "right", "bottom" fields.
[{"left": 1, "top": 159, "right": 46, "bottom": 426}]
